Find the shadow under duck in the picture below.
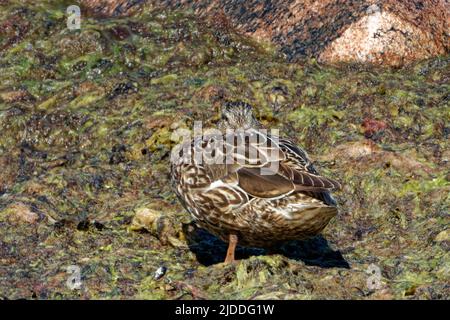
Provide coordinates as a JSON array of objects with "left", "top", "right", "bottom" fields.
[{"left": 171, "top": 102, "right": 341, "bottom": 263}]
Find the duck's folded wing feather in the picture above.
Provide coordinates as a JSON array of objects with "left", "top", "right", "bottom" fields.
[
  {"left": 233, "top": 134, "right": 341, "bottom": 198},
  {"left": 278, "top": 138, "right": 341, "bottom": 191},
  {"left": 202, "top": 131, "right": 341, "bottom": 199},
  {"left": 276, "top": 161, "right": 340, "bottom": 191},
  {"left": 237, "top": 166, "right": 295, "bottom": 198}
]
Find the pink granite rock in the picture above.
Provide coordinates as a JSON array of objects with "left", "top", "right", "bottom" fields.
[
  {"left": 318, "top": 1, "right": 449, "bottom": 66},
  {"left": 80, "top": 0, "right": 449, "bottom": 66}
]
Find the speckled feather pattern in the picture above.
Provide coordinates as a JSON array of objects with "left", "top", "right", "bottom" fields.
[{"left": 171, "top": 103, "right": 340, "bottom": 247}]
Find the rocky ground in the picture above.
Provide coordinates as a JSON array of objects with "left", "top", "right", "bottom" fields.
[
  {"left": 148, "top": 0, "right": 449, "bottom": 66},
  {"left": 0, "top": 1, "right": 449, "bottom": 299}
]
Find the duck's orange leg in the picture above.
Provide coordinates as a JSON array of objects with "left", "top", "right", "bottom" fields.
[{"left": 224, "top": 234, "right": 238, "bottom": 264}]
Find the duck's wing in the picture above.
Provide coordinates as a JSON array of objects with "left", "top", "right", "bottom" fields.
[
  {"left": 277, "top": 137, "right": 341, "bottom": 192},
  {"left": 197, "top": 130, "right": 340, "bottom": 201},
  {"left": 215, "top": 132, "right": 341, "bottom": 199}
]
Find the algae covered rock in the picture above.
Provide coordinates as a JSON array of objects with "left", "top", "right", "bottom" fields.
[
  {"left": 151, "top": 0, "right": 449, "bottom": 66},
  {"left": 130, "top": 201, "right": 188, "bottom": 248}
]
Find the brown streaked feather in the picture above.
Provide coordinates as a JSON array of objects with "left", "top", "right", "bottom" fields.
[
  {"left": 278, "top": 137, "right": 341, "bottom": 191},
  {"left": 171, "top": 103, "right": 341, "bottom": 248},
  {"left": 199, "top": 131, "right": 341, "bottom": 195},
  {"left": 291, "top": 169, "right": 341, "bottom": 191},
  {"left": 178, "top": 131, "right": 341, "bottom": 194}
]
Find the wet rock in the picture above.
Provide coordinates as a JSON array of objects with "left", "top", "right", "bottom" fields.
[
  {"left": 143, "top": 0, "right": 448, "bottom": 66},
  {"left": 130, "top": 207, "right": 162, "bottom": 231},
  {"left": 318, "top": 1, "right": 449, "bottom": 66},
  {"left": 154, "top": 265, "right": 167, "bottom": 280},
  {"left": 130, "top": 202, "right": 186, "bottom": 247}
]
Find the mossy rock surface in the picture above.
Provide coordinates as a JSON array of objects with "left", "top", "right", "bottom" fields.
[{"left": 0, "top": 1, "right": 448, "bottom": 299}]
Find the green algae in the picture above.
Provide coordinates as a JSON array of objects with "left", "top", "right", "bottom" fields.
[{"left": 0, "top": 1, "right": 448, "bottom": 300}]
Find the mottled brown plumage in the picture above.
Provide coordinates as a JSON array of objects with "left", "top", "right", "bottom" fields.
[{"left": 171, "top": 102, "right": 341, "bottom": 262}]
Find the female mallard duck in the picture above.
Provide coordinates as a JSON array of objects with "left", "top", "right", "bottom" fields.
[{"left": 171, "top": 101, "right": 340, "bottom": 263}]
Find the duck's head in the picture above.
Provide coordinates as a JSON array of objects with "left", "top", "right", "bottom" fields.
[{"left": 217, "top": 101, "right": 261, "bottom": 131}]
